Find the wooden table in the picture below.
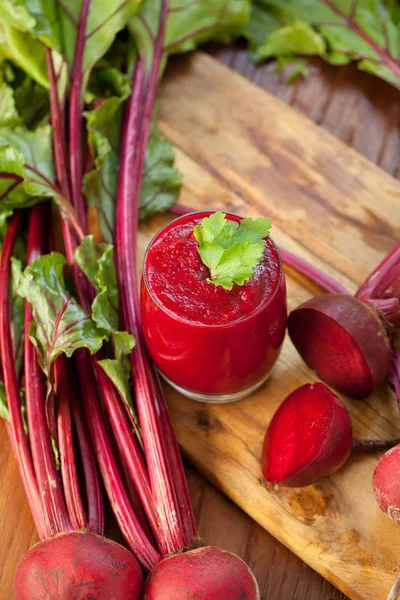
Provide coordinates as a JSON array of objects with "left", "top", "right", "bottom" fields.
[
  {"left": 185, "top": 43, "right": 400, "bottom": 600},
  {"left": 1, "top": 44, "right": 399, "bottom": 600}
]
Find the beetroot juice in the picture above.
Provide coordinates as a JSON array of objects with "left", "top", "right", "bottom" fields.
[{"left": 141, "top": 211, "right": 287, "bottom": 403}]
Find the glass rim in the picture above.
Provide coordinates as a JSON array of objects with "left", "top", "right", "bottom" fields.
[{"left": 142, "top": 210, "right": 284, "bottom": 329}]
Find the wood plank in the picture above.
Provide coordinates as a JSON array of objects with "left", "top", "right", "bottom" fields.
[
  {"left": 152, "top": 53, "right": 400, "bottom": 600},
  {"left": 208, "top": 45, "right": 400, "bottom": 180}
]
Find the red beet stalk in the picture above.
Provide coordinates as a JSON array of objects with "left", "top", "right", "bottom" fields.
[
  {"left": 115, "top": 5, "right": 260, "bottom": 598},
  {"left": 54, "top": 357, "right": 88, "bottom": 532},
  {"left": 46, "top": 47, "right": 160, "bottom": 569},
  {"left": 0, "top": 211, "right": 48, "bottom": 539},
  {"left": 116, "top": 4, "right": 196, "bottom": 554},
  {"left": 24, "top": 204, "right": 72, "bottom": 536},
  {"left": 0, "top": 205, "right": 143, "bottom": 599}
]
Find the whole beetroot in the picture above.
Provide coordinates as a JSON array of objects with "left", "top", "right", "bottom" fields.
[
  {"left": 14, "top": 532, "right": 143, "bottom": 600},
  {"left": 144, "top": 546, "right": 260, "bottom": 600}
]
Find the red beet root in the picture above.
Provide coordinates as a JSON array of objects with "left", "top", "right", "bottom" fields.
[
  {"left": 14, "top": 532, "right": 143, "bottom": 600},
  {"left": 288, "top": 294, "right": 392, "bottom": 400},
  {"left": 373, "top": 445, "right": 400, "bottom": 599},
  {"left": 144, "top": 546, "right": 260, "bottom": 600},
  {"left": 263, "top": 383, "right": 353, "bottom": 487},
  {"left": 373, "top": 445, "right": 400, "bottom": 524}
]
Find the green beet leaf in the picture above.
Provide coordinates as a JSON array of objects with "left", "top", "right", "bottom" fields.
[
  {"left": 17, "top": 252, "right": 106, "bottom": 377},
  {"left": 242, "top": 0, "right": 400, "bottom": 90},
  {"left": 0, "top": 124, "right": 81, "bottom": 231},
  {"left": 0, "top": 79, "right": 20, "bottom": 127},
  {"left": 2, "top": 0, "right": 141, "bottom": 92},
  {"left": 139, "top": 122, "right": 182, "bottom": 221},
  {"left": 0, "top": 125, "right": 61, "bottom": 212},
  {"left": 0, "top": 19, "right": 48, "bottom": 88},
  {"left": 0, "top": 125, "right": 55, "bottom": 199},
  {"left": 84, "top": 99, "right": 181, "bottom": 242},
  {"left": 83, "top": 96, "right": 125, "bottom": 243},
  {"left": 88, "top": 65, "right": 132, "bottom": 100},
  {"left": 13, "top": 71, "right": 49, "bottom": 128},
  {"left": 74, "top": 236, "right": 121, "bottom": 336},
  {"left": 129, "top": 0, "right": 251, "bottom": 73},
  {"left": 74, "top": 236, "right": 136, "bottom": 420},
  {"left": 73, "top": 235, "right": 135, "bottom": 361},
  {"left": 195, "top": 212, "right": 271, "bottom": 290}
]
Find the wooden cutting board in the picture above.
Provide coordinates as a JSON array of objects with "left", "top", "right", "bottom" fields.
[
  {"left": 1, "top": 52, "right": 400, "bottom": 599},
  {"left": 154, "top": 53, "right": 400, "bottom": 600}
]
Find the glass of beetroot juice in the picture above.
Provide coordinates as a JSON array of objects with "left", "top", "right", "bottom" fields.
[{"left": 140, "top": 211, "right": 287, "bottom": 403}]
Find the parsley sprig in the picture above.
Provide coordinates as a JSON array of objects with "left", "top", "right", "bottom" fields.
[{"left": 193, "top": 212, "right": 272, "bottom": 290}]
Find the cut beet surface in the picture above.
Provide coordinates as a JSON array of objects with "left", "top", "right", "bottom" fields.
[
  {"left": 288, "top": 294, "right": 392, "bottom": 400},
  {"left": 263, "top": 383, "right": 353, "bottom": 487}
]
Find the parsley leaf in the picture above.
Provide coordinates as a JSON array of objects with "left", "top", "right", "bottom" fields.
[{"left": 194, "top": 212, "right": 272, "bottom": 290}]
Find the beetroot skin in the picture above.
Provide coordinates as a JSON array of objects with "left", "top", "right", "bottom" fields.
[
  {"left": 288, "top": 294, "right": 392, "bottom": 399},
  {"left": 263, "top": 383, "right": 353, "bottom": 487},
  {"left": 373, "top": 445, "right": 400, "bottom": 524},
  {"left": 143, "top": 546, "right": 260, "bottom": 600},
  {"left": 14, "top": 532, "right": 143, "bottom": 599}
]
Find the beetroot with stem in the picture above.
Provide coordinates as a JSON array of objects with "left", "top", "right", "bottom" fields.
[
  {"left": 46, "top": 42, "right": 162, "bottom": 571},
  {"left": 0, "top": 211, "right": 48, "bottom": 540},
  {"left": 113, "top": 2, "right": 260, "bottom": 594},
  {"left": 263, "top": 383, "right": 400, "bottom": 487},
  {"left": 1, "top": 207, "right": 143, "bottom": 599}
]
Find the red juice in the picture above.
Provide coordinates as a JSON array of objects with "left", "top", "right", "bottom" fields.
[{"left": 141, "top": 211, "right": 287, "bottom": 402}]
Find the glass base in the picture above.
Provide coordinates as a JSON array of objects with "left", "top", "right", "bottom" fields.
[{"left": 160, "top": 372, "right": 270, "bottom": 404}]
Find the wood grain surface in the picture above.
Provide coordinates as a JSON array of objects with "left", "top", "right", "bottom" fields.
[
  {"left": 208, "top": 44, "right": 400, "bottom": 180},
  {"left": 1, "top": 49, "right": 399, "bottom": 600}
]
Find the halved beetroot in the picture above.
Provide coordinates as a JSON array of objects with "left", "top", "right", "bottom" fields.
[
  {"left": 288, "top": 294, "right": 392, "bottom": 400},
  {"left": 262, "top": 383, "right": 353, "bottom": 487}
]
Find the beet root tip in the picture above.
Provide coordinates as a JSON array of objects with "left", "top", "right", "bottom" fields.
[
  {"left": 14, "top": 532, "right": 143, "bottom": 600},
  {"left": 144, "top": 546, "right": 260, "bottom": 600}
]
